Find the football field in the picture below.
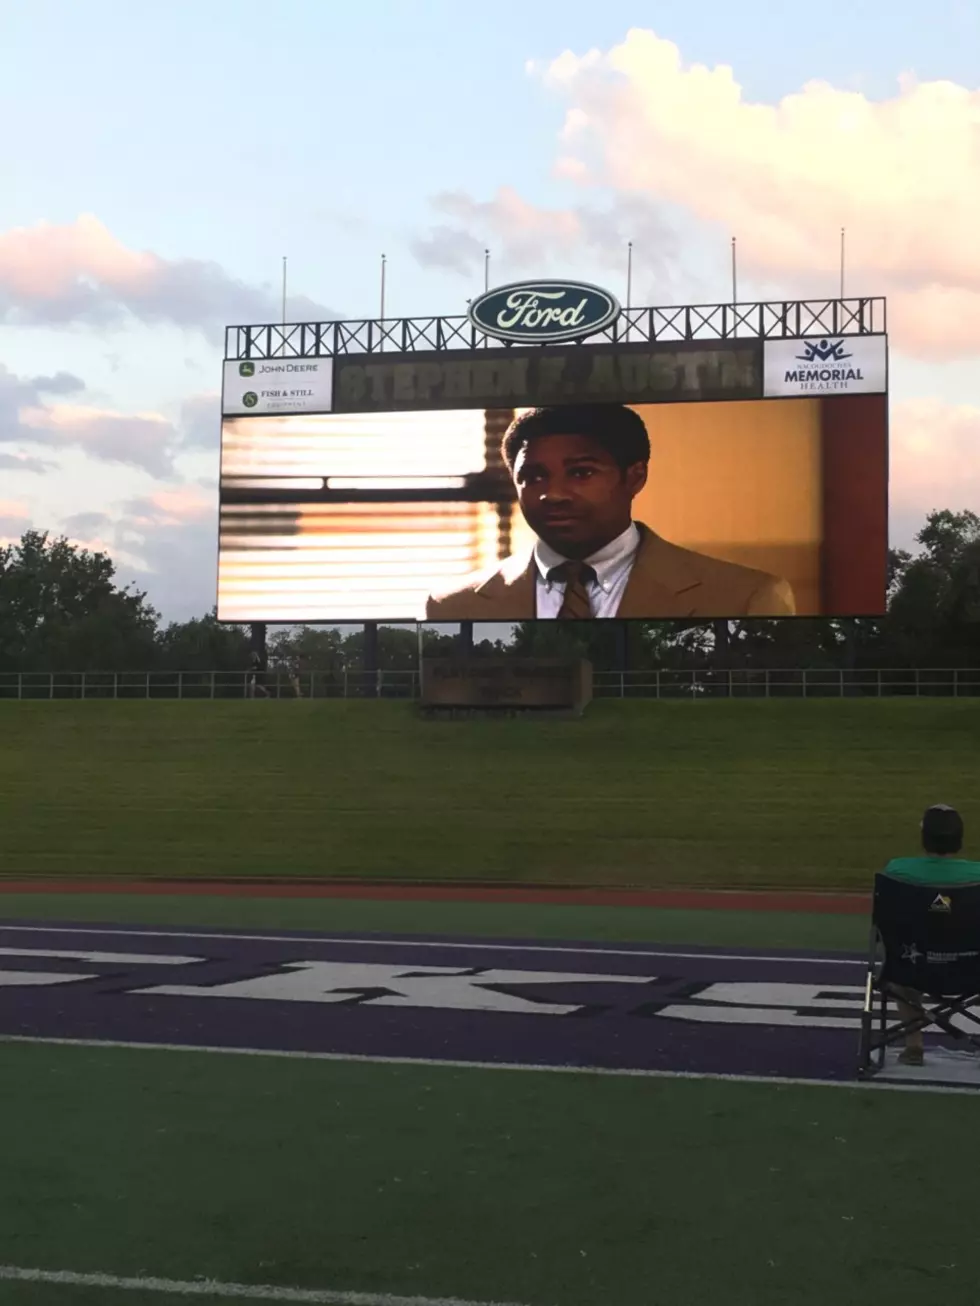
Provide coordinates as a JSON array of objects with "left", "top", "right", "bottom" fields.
[
  {"left": 4, "top": 700, "right": 980, "bottom": 1303},
  {"left": 2, "top": 889, "right": 980, "bottom": 1306}
]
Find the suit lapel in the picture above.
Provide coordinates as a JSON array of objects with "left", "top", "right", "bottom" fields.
[
  {"left": 617, "top": 525, "right": 704, "bottom": 618},
  {"left": 466, "top": 526, "right": 705, "bottom": 620},
  {"left": 472, "top": 551, "right": 537, "bottom": 619}
]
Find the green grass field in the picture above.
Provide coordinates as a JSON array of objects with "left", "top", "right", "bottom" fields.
[
  {"left": 1, "top": 698, "right": 978, "bottom": 889},
  {"left": 0, "top": 893, "right": 978, "bottom": 1306},
  {"left": 3, "top": 1039, "right": 980, "bottom": 1306},
  {"left": 3, "top": 699, "right": 980, "bottom": 1304}
]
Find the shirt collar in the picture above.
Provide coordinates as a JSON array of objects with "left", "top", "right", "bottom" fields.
[{"left": 534, "top": 523, "right": 640, "bottom": 593}]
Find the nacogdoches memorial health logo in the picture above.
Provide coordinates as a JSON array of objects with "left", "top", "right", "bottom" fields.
[
  {"left": 468, "top": 279, "right": 621, "bottom": 344},
  {"left": 795, "top": 338, "right": 852, "bottom": 364}
]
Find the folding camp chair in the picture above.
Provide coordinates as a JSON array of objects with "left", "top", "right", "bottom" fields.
[{"left": 858, "top": 873, "right": 980, "bottom": 1078}]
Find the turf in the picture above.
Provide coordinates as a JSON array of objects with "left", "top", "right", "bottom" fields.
[
  {"left": 1, "top": 699, "right": 977, "bottom": 890},
  {"left": 0, "top": 892, "right": 869, "bottom": 953},
  {"left": 1, "top": 1041, "right": 979, "bottom": 1306}
]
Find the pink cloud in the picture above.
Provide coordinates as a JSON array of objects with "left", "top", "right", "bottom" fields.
[
  {"left": 19, "top": 403, "right": 177, "bottom": 477},
  {"left": 0, "top": 498, "right": 30, "bottom": 544},
  {"left": 136, "top": 487, "right": 213, "bottom": 523},
  {"left": 413, "top": 184, "right": 675, "bottom": 286},
  {"left": 0, "top": 214, "right": 155, "bottom": 300},
  {"left": 0, "top": 215, "right": 338, "bottom": 337},
  {"left": 532, "top": 30, "right": 980, "bottom": 358},
  {"left": 890, "top": 399, "right": 980, "bottom": 520}
]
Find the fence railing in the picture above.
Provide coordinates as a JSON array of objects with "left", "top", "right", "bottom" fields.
[{"left": 1, "top": 668, "right": 979, "bottom": 701}]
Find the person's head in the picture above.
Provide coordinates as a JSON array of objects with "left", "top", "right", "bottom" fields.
[
  {"left": 921, "top": 804, "right": 964, "bottom": 857},
  {"left": 502, "top": 404, "right": 650, "bottom": 559}
]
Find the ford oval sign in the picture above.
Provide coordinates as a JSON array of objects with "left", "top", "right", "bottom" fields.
[{"left": 468, "top": 279, "right": 620, "bottom": 344}]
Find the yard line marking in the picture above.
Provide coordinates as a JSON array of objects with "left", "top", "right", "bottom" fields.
[
  {"left": 1, "top": 1032, "right": 976, "bottom": 1096},
  {"left": 0, "top": 924, "right": 862, "bottom": 968},
  {"left": 0, "top": 1265, "right": 529, "bottom": 1305}
]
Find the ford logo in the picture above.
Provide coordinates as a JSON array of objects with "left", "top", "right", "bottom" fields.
[{"left": 468, "top": 279, "right": 621, "bottom": 344}]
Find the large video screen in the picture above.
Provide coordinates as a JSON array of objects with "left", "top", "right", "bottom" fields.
[{"left": 217, "top": 394, "right": 888, "bottom": 622}]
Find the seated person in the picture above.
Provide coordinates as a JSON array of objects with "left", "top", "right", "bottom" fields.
[{"left": 883, "top": 804, "right": 980, "bottom": 1065}]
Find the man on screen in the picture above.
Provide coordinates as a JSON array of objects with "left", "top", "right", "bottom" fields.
[{"left": 424, "top": 404, "right": 796, "bottom": 620}]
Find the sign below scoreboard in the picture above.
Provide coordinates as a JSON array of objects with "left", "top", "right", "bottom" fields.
[{"left": 222, "top": 357, "right": 334, "bottom": 416}]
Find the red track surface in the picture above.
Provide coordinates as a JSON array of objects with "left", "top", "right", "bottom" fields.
[{"left": 0, "top": 879, "right": 868, "bottom": 914}]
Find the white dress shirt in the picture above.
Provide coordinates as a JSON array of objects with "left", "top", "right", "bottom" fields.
[{"left": 533, "top": 523, "right": 641, "bottom": 619}]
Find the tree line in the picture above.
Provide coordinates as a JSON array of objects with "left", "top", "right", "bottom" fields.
[{"left": 1, "top": 510, "right": 977, "bottom": 674}]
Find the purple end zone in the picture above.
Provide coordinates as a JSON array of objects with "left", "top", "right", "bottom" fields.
[{"left": 0, "top": 920, "right": 876, "bottom": 1084}]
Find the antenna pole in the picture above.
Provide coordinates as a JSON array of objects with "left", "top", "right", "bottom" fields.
[{"left": 731, "top": 237, "right": 737, "bottom": 305}]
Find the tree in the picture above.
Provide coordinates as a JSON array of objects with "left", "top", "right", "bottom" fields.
[
  {"left": 3, "top": 509, "right": 977, "bottom": 676},
  {"left": 880, "top": 510, "right": 980, "bottom": 665},
  {"left": 267, "top": 626, "right": 346, "bottom": 672},
  {"left": 0, "top": 530, "right": 158, "bottom": 671},
  {"left": 156, "top": 611, "right": 251, "bottom": 671}
]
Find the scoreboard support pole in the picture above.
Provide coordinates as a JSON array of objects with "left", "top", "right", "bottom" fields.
[
  {"left": 363, "top": 621, "right": 379, "bottom": 697},
  {"left": 614, "top": 620, "right": 629, "bottom": 674},
  {"left": 458, "top": 621, "right": 474, "bottom": 655},
  {"left": 248, "top": 623, "right": 268, "bottom": 699},
  {"left": 249, "top": 623, "right": 267, "bottom": 667}
]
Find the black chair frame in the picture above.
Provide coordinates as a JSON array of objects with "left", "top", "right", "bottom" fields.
[{"left": 858, "top": 874, "right": 980, "bottom": 1079}]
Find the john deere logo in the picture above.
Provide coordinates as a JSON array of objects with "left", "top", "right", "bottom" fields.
[
  {"left": 239, "top": 361, "right": 255, "bottom": 377},
  {"left": 929, "top": 893, "right": 952, "bottom": 913},
  {"left": 468, "top": 279, "right": 620, "bottom": 344},
  {"left": 242, "top": 391, "right": 258, "bottom": 409}
]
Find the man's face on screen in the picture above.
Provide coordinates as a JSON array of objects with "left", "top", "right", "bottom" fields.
[{"left": 513, "top": 433, "right": 647, "bottom": 559}]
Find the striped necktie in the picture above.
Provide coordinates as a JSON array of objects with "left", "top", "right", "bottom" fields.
[{"left": 551, "top": 560, "right": 596, "bottom": 619}]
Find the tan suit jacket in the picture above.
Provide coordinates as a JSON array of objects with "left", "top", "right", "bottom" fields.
[{"left": 424, "top": 523, "right": 796, "bottom": 620}]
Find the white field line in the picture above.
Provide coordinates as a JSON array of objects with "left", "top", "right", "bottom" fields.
[
  {"left": 0, "top": 946, "right": 199, "bottom": 965},
  {"left": 0, "top": 1265, "right": 530, "bottom": 1306},
  {"left": 1, "top": 1032, "right": 977, "bottom": 1096},
  {"left": 0, "top": 924, "right": 863, "bottom": 968}
]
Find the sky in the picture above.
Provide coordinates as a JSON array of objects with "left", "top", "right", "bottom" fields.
[{"left": 2, "top": 0, "right": 979, "bottom": 621}]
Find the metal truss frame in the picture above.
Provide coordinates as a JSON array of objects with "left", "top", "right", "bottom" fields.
[{"left": 225, "top": 297, "right": 886, "bottom": 360}]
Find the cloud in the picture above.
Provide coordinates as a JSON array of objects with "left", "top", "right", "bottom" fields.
[
  {"left": 120, "top": 486, "right": 213, "bottom": 527},
  {"left": 19, "top": 404, "right": 177, "bottom": 478},
  {"left": 43, "top": 486, "right": 217, "bottom": 620},
  {"left": 0, "top": 498, "right": 30, "bottom": 540},
  {"left": 523, "top": 30, "right": 980, "bottom": 358},
  {"left": 0, "top": 215, "right": 340, "bottom": 342},
  {"left": 412, "top": 186, "right": 676, "bottom": 292},
  {"left": 890, "top": 400, "right": 980, "bottom": 543},
  {"left": 411, "top": 224, "right": 486, "bottom": 277},
  {"left": 0, "top": 363, "right": 85, "bottom": 427},
  {"left": 111, "top": 485, "right": 217, "bottom": 620},
  {"left": 0, "top": 451, "right": 53, "bottom": 474},
  {"left": 63, "top": 510, "right": 113, "bottom": 537},
  {"left": 0, "top": 361, "right": 182, "bottom": 477},
  {"left": 179, "top": 391, "right": 220, "bottom": 450}
]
